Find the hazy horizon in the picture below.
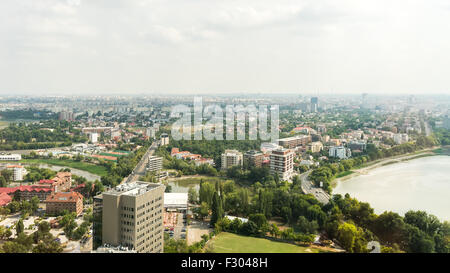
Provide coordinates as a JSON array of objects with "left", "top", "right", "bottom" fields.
[{"left": 1, "top": 0, "right": 450, "bottom": 95}]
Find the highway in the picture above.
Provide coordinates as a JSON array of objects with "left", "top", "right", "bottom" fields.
[
  {"left": 123, "top": 141, "right": 160, "bottom": 184},
  {"left": 299, "top": 170, "right": 330, "bottom": 204}
]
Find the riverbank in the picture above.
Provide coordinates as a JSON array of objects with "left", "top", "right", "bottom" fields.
[
  {"left": 333, "top": 155, "right": 450, "bottom": 220},
  {"left": 331, "top": 147, "right": 440, "bottom": 188}
]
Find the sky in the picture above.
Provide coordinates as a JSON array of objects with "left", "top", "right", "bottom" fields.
[{"left": 1, "top": 0, "right": 450, "bottom": 95}]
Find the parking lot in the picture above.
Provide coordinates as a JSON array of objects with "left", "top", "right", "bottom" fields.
[{"left": 164, "top": 211, "right": 187, "bottom": 240}]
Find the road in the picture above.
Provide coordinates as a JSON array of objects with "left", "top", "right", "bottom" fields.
[
  {"left": 123, "top": 141, "right": 160, "bottom": 184},
  {"left": 299, "top": 170, "right": 330, "bottom": 204}
]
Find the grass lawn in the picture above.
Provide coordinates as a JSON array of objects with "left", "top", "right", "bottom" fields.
[
  {"left": 0, "top": 120, "right": 10, "bottom": 129},
  {"left": 19, "top": 159, "right": 109, "bottom": 176},
  {"left": 208, "top": 232, "right": 321, "bottom": 253}
]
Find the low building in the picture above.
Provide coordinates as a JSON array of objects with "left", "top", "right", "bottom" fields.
[
  {"left": 0, "top": 185, "right": 53, "bottom": 202},
  {"left": 225, "top": 215, "right": 248, "bottom": 223},
  {"left": 0, "top": 192, "right": 12, "bottom": 207},
  {"left": 45, "top": 191, "right": 84, "bottom": 216},
  {"left": 278, "top": 135, "right": 311, "bottom": 149},
  {"left": 260, "top": 142, "right": 280, "bottom": 153},
  {"left": 164, "top": 192, "right": 188, "bottom": 212},
  {"left": 0, "top": 154, "right": 21, "bottom": 161},
  {"left": 38, "top": 172, "right": 72, "bottom": 192}
]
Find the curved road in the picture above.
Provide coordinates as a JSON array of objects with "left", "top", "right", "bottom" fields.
[{"left": 299, "top": 170, "right": 330, "bottom": 204}]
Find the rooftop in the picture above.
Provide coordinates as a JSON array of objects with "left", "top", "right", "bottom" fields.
[
  {"left": 105, "top": 181, "right": 163, "bottom": 197},
  {"left": 164, "top": 193, "right": 188, "bottom": 207}
]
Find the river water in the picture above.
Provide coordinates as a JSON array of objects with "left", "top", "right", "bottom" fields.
[{"left": 333, "top": 156, "right": 450, "bottom": 221}]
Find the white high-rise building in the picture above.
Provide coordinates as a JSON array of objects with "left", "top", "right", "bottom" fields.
[
  {"left": 147, "top": 156, "right": 163, "bottom": 172},
  {"left": 269, "top": 148, "right": 294, "bottom": 181}
]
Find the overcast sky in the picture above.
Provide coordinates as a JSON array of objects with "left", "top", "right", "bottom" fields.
[{"left": 1, "top": 0, "right": 450, "bottom": 95}]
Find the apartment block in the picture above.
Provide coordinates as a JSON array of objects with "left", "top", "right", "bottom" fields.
[
  {"left": 6, "top": 165, "right": 25, "bottom": 181},
  {"left": 269, "top": 148, "right": 294, "bottom": 181},
  {"left": 221, "top": 150, "right": 243, "bottom": 170},
  {"left": 278, "top": 135, "right": 312, "bottom": 149},
  {"left": 45, "top": 192, "right": 84, "bottom": 216},
  {"left": 308, "top": 141, "right": 324, "bottom": 153},
  {"left": 101, "top": 182, "right": 165, "bottom": 253},
  {"left": 244, "top": 150, "right": 264, "bottom": 168},
  {"left": 329, "top": 146, "right": 352, "bottom": 159},
  {"left": 160, "top": 133, "right": 169, "bottom": 146},
  {"left": 147, "top": 156, "right": 163, "bottom": 173}
]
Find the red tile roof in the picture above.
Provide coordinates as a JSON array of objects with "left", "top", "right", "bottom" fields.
[
  {"left": 0, "top": 192, "right": 12, "bottom": 206},
  {"left": 45, "top": 192, "right": 83, "bottom": 203}
]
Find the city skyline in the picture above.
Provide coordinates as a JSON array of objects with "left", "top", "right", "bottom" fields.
[{"left": 1, "top": 0, "right": 450, "bottom": 95}]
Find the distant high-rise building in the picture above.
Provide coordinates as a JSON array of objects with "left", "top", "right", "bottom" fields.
[
  {"left": 160, "top": 133, "right": 169, "bottom": 146},
  {"left": 298, "top": 102, "right": 310, "bottom": 113},
  {"left": 310, "top": 97, "right": 319, "bottom": 112},
  {"left": 58, "top": 111, "right": 74, "bottom": 121},
  {"left": 99, "top": 182, "right": 165, "bottom": 253}
]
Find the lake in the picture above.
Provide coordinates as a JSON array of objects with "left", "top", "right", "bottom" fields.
[{"left": 333, "top": 155, "right": 450, "bottom": 221}]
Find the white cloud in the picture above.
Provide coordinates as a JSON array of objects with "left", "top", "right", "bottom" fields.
[{"left": 0, "top": 0, "right": 449, "bottom": 95}]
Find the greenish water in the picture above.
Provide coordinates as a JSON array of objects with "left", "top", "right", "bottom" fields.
[{"left": 334, "top": 155, "right": 450, "bottom": 221}]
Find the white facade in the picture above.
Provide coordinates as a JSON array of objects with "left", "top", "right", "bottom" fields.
[
  {"left": 90, "top": 132, "right": 99, "bottom": 143},
  {"left": 221, "top": 150, "right": 243, "bottom": 170},
  {"left": 393, "top": 133, "right": 409, "bottom": 145},
  {"left": 147, "top": 156, "right": 163, "bottom": 172},
  {"left": 7, "top": 166, "right": 25, "bottom": 181},
  {"left": 329, "top": 146, "right": 352, "bottom": 159},
  {"left": 0, "top": 154, "right": 21, "bottom": 161}
]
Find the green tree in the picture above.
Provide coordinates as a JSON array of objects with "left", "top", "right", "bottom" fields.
[
  {"left": 210, "top": 192, "right": 224, "bottom": 227},
  {"left": 16, "top": 219, "right": 24, "bottom": 235}
]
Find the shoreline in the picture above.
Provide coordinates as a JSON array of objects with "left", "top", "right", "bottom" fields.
[{"left": 331, "top": 147, "right": 441, "bottom": 189}]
